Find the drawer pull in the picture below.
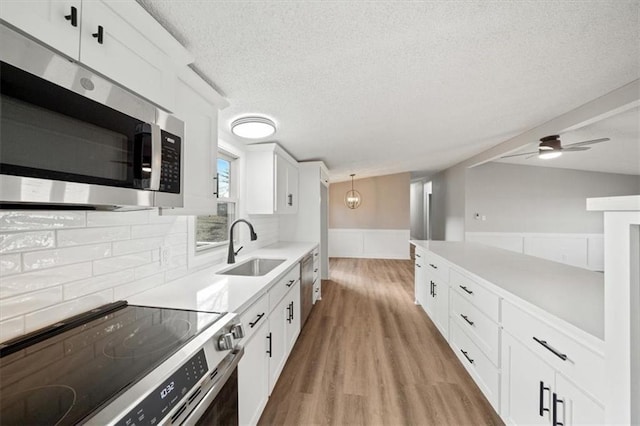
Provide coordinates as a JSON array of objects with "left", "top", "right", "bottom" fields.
[
  {"left": 552, "top": 392, "right": 565, "bottom": 426},
  {"left": 416, "top": 264, "right": 422, "bottom": 268},
  {"left": 539, "top": 381, "right": 551, "bottom": 416},
  {"left": 460, "top": 349, "right": 474, "bottom": 364},
  {"left": 286, "top": 279, "right": 295, "bottom": 287},
  {"left": 249, "top": 312, "right": 265, "bottom": 328},
  {"left": 415, "top": 253, "right": 421, "bottom": 258},
  {"left": 460, "top": 314, "right": 474, "bottom": 326},
  {"left": 429, "top": 263, "right": 438, "bottom": 269},
  {"left": 459, "top": 285, "right": 473, "bottom": 295},
  {"left": 533, "top": 337, "right": 568, "bottom": 361},
  {"left": 314, "top": 268, "right": 318, "bottom": 273}
]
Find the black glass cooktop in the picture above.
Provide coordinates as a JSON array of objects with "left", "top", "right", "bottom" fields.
[{"left": 0, "top": 302, "right": 223, "bottom": 426}]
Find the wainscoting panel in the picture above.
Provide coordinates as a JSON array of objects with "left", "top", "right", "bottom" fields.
[
  {"left": 329, "top": 229, "right": 410, "bottom": 259},
  {"left": 465, "top": 232, "right": 604, "bottom": 271}
]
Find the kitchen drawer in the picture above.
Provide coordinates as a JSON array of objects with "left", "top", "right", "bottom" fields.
[
  {"left": 450, "top": 321, "right": 500, "bottom": 411},
  {"left": 450, "top": 269, "right": 500, "bottom": 322},
  {"left": 450, "top": 290, "right": 500, "bottom": 366},
  {"left": 239, "top": 293, "right": 269, "bottom": 342},
  {"left": 269, "top": 263, "right": 300, "bottom": 313},
  {"left": 424, "top": 251, "right": 450, "bottom": 282},
  {"left": 502, "top": 300, "right": 605, "bottom": 402}
]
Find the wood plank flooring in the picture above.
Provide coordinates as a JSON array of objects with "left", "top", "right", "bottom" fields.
[{"left": 258, "top": 257, "right": 503, "bottom": 425}]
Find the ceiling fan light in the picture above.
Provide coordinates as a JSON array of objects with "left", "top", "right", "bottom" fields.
[
  {"left": 231, "top": 117, "right": 276, "bottom": 139},
  {"left": 539, "top": 151, "right": 562, "bottom": 160}
]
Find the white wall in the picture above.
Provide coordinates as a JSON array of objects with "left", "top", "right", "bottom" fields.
[
  {"left": 328, "top": 229, "right": 410, "bottom": 259},
  {"left": 410, "top": 181, "right": 425, "bottom": 239},
  {"left": 430, "top": 165, "right": 466, "bottom": 241},
  {"left": 466, "top": 162, "right": 640, "bottom": 233}
]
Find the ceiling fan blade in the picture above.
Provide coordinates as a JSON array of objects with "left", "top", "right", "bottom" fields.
[
  {"left": 562, "top": 146, "right": 590, "bottom": 152},
  {"left": 500, "top": 151, "right": 538, "bottom": 159},
  {"left": 565, "top": 137, "right": 610, "bottom": 148}
]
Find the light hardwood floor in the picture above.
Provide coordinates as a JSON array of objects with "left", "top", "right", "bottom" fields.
[{"left": 258, "top": 257, "right": 503, "bottom": 425}]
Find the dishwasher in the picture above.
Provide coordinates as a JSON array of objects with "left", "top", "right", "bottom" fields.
[{"left": 300, "top": 253, "right": 314, "bottom": 326}]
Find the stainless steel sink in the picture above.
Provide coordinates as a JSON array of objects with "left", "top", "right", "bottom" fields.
[{"left": 218, "top": 258, "right": 286, "bottom": 277}]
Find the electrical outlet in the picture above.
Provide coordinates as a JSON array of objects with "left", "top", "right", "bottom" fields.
[{"left": 160, "top": 246, "right": 172, "bottom": 267}]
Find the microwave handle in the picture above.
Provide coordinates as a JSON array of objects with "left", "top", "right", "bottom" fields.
[{"left": 149, "top": 123, "right": 162, "bottom": 191}]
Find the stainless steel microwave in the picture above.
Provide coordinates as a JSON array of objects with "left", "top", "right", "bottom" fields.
[{"left": 0, "top": 24, "right": 183, "bottom": 210}]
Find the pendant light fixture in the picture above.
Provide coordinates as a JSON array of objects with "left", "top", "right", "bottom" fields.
[{"left": 344, "top": 174, "right": 361, "bottom": 209}]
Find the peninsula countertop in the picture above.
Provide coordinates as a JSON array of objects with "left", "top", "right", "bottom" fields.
[
  {"left": 411, "top": 240, "right": 604, "bottom": 342},
  {"left": 129, "top": 241, "right": 317, "bottom": 315}
]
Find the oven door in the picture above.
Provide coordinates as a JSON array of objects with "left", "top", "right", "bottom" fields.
[{"left": 189, "top": 348, "right": 243, "bottom": 426}]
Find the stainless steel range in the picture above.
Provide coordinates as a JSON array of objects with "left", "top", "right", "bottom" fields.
[{"left": 0, "top": 301, "right": 244, "bottom": 425}]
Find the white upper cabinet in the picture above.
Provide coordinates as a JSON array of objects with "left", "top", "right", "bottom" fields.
[
  {"left": 78, "top": 1, "right": 176, "bottom": 110},
  {"left": 1, "top": 0, "right": 194, "bottom": 111},
  {"left": 0, "top": 0, "right": 81, "bottom": 59},
  {"left": 246, "top": 143, "right": 299, "bottom": 215},
  {"left": 162, "top": 68, "right": 227, "bottom": 215}
]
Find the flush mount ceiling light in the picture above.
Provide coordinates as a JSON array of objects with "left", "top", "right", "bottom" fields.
[
  {"left": 344, "top": 174, "right": 361, "bottom": 209},
  {"left": 231, "top": 116, "right": 276, "bottom": 139}
]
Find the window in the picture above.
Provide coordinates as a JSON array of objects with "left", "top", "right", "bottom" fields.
[{"left": 195, "top": 151, "right": 237, "bottom": 250}]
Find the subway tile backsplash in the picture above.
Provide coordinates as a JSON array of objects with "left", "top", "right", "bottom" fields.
[
  {"left": 0, "top": 209, "right": 280, "bottom": 343},
  {"left": 0, "top": 209, "right": 188, "bottom": 342}
]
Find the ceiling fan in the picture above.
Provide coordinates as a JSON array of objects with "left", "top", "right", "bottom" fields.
[{"left": 501, "top": 135, "right": 611, "bottom": 160}]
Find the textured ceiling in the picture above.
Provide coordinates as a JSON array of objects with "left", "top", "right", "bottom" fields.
[
  {"left": 137, "top": 0, "right": 640, "bottom": 181},
  {"left": 496, "top": 106, "right": 640, "bottom": 176}
]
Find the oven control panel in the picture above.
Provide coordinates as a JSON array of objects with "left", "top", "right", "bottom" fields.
[{"left": 114, "top": 349, "right": 208, "bottom": 426}]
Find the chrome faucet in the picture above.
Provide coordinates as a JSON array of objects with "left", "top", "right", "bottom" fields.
[{"left": 227, "top": 219, "right": 258, "bottom": 264}]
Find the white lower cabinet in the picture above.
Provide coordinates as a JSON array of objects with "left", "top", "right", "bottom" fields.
[
  {"left": 267, "top": 290, "right": 289, "bottom": 394},
  {"left": 238, "top": 320, "right": 270, "bottom": 426},
  {"left": 501, "top": 331, "right": 604, "bottom": 426},
  {"left": 238, "top": 261, "right": 304, "bottom": 425},
  {"left": 424, "top": 271, "right": 449, "bottom": 338}
]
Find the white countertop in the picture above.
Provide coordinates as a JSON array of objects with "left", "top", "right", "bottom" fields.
[
  {"left": 129, "top": 241, "right": 317, "bottom": 314},
  {"left": 411, "top": 240, "right": 604, "bottom": 341}
]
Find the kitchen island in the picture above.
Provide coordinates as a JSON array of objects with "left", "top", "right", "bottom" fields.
[{"left": 411, "top": 240, "right": 605, "bottom": 425}]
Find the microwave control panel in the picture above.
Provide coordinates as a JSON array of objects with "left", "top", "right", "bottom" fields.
[{"left": 160, "top": 130, "right": 181, "bottom": 194}]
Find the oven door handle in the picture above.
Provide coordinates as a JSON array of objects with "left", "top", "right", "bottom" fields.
[
  {"left": 149, "top": 123, "right": 162, "bottom": 191},
  {"left": 187, "top": 346, "right": 244, "bottom": 423}
]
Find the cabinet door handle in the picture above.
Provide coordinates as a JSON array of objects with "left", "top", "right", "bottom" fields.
[
  {"left": 432, "top": 282, "right": 437, "bottom": 297},
  {"left": 460, "top": 349, "right": 474, "bottom": 364},
  {"left": 290, "top": 301, "right": 294, "bottom": 321},
  {"left": 460, "top": 314, "right": 474, "bottom": 326},
  {"left": 314, "top": 268, "right": 318, "bottom": 273},
  {"left": 92, "top": 25, "right": 104, "bottom": 44},
  {"left": 286, "top": 279, "right": 295, "bottom": 287},
  {"left": 539, "top": 381, "right": 550, "bottom": 416},
  {"left": 429, "top": 281, "right": 434, "bottom": 296},
  {"left": 266, "top": 332, "right": 272, "bottom": 357},
  {"left": 249, "top": 312, "right": 265, "bottom": 328},
  {"left": 416, "top": 264, "right": 422, "bottom": 268},
  {"left": 533, "top": 337, "right": 568, "bottom": 361},
  {"left": 213, "top": 174, "right": 219, "bottom": 197},
  {"left": 459, "top": 285, "right": 473, "bottom": 295},
  {"left": 415, "top": 253, "right": 421, "bottom": 258},
  {"left": 429, "top": 263, "right": 438, "bottom": 269},
  {"left": 288, "top": 193, "right": 293, "bottom": 206},
  {"left": 552, "top": 392, "right": 565, "bottom": 426},
  {"left": 64, "top": 6, "right": 78, "bottom": 27}
]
